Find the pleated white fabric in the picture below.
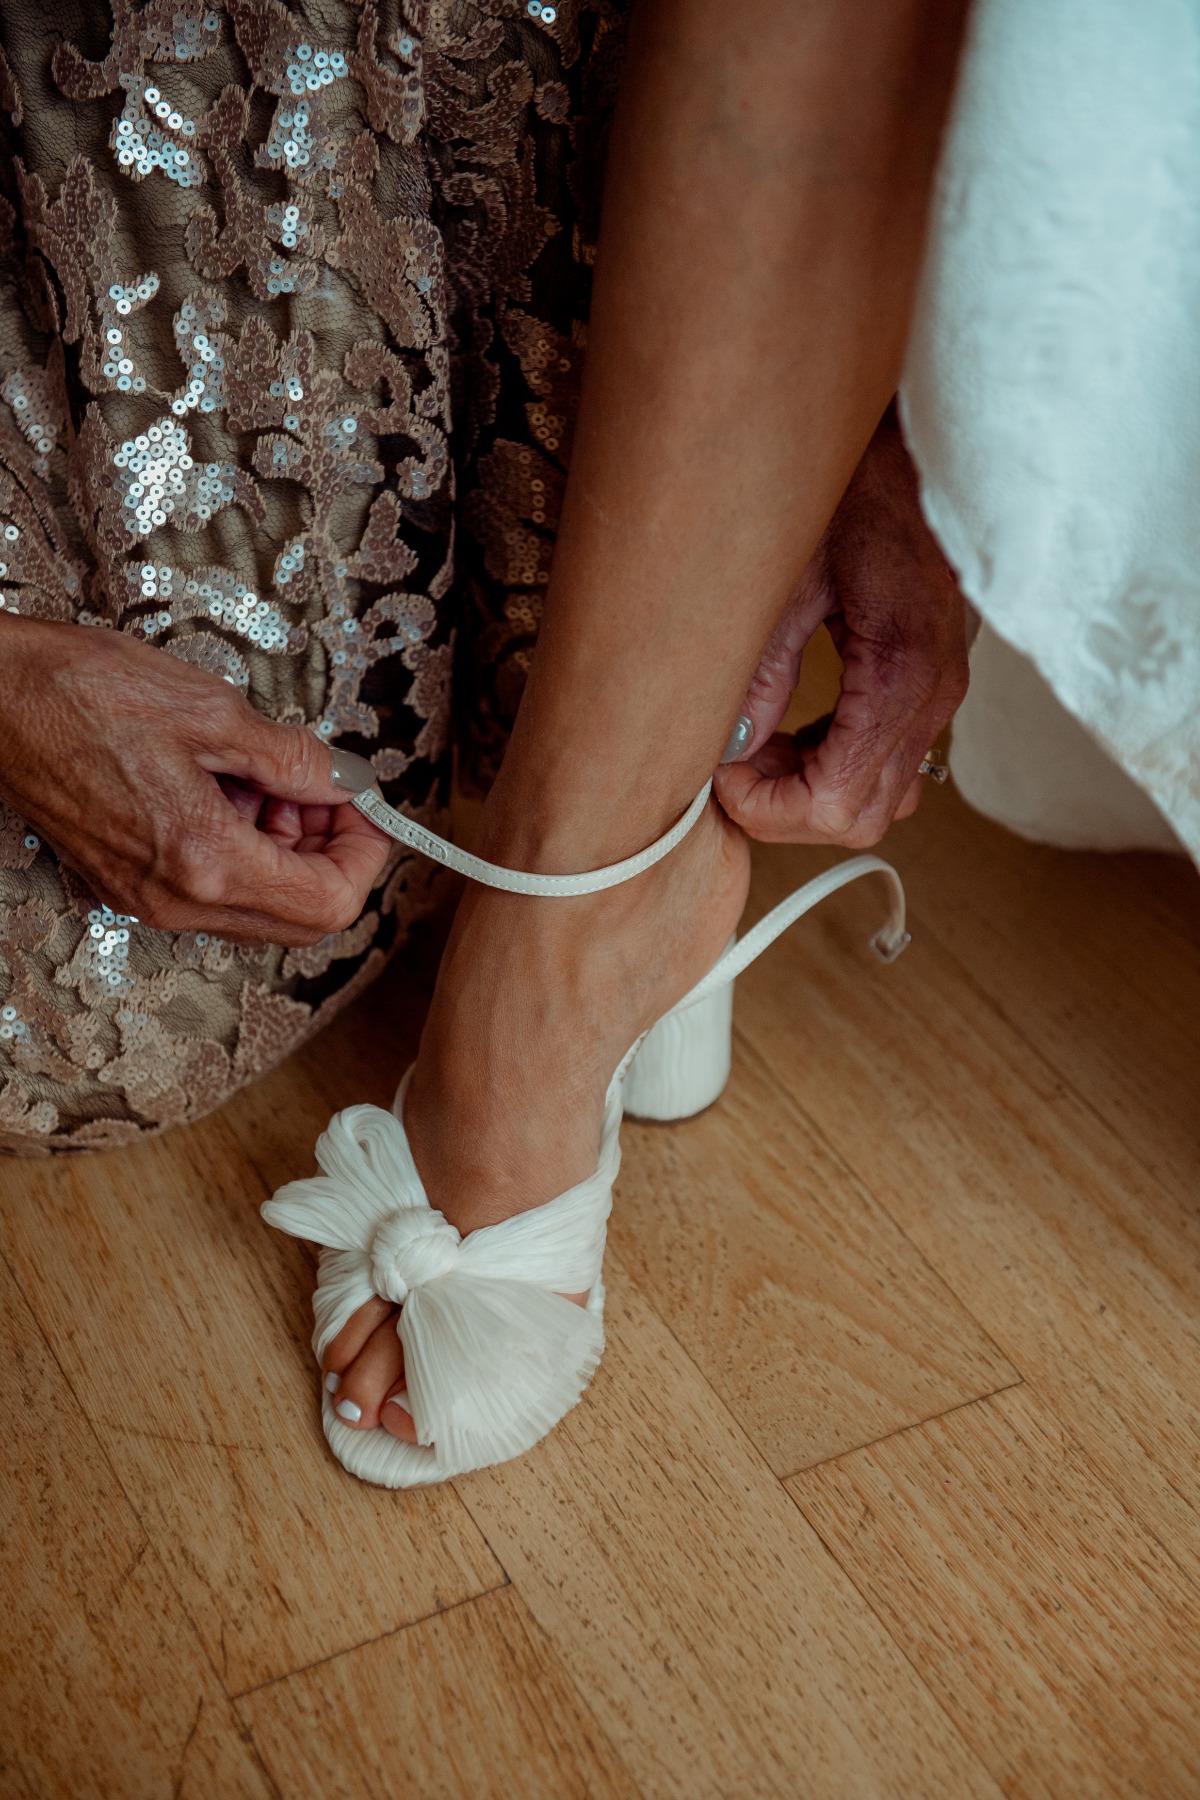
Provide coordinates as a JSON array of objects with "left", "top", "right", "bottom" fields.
[
  {"left": 262, "top": 856, "right": 908, "bottom": 1490},
  {"left": 262, "top": 1068, "right": 616, "bottom": 1487}
]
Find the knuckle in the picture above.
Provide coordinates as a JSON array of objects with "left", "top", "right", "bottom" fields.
[
  {"left": 811, "top": 795, "right": 858, "bottom": 842},
  {"left": 842, "top": 818, "right": 886, "bottom": 850},
  {"left": 156, "top": 838, "right": 225, "bottom": 906},
  {"left": 276, "top": 721, "right": 320, "bottom": 788},
  {"left": 323, "top": 894, "right": 362, "bottom": 935}
]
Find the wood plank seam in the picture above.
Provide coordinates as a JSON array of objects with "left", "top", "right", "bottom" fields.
[
  {"left": 787, "top": 1383, "right": 1200, "bottom": 1798},
  {"left": 0, "top": 1244, "right": 289, "bottom": 1800},
  {"left": 890, "top": 893, "right": 1192, "bottom": 1214},
  {"left": 779, "top": 1443, "right": 1024, "bottom": 1791},
  {"left": 451, "top": 1253, "right": 1005, "bottom": 1800},
  {"left": 236, "top": 1583, "right": 646, "bottom": 1800},
  {"left": 0, "top": 1184, "right": 506, "bottom": 1707},
  {"left": 792, "top": 1378, "right": 1200, "bottom": 1625},
  {"left": 0, "top": 1245, "right": 282, "bottom": 1732},
  {"left": 731, "top": 907, "right": 1200, "bottom": 1605},
  {"left": 780, "top": 1377, "right": 1029, "bottom": 1480},
  {"left": 230, "top": 1581, "right": 514, "bottom": 1703},
  {"left": 0, "top": 1240, "right": 156, "bottom": 1549},
  {"left": 730, "top": 1023, "right": 1022, "bottom": 1390}
]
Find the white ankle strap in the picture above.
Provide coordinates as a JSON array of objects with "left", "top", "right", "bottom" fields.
[
  {"left": 675, "top": 854, "right": 910, "bottom": 1011},
  {"left": 352, "top": 780, "right": 713, "bottom": 897}
]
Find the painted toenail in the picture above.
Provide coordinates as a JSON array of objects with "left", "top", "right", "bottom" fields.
[
  {"left": 385, "top": 1388, "right": 411, "bottom": 1414},
  {"left": 324, "top": 1371, "right": 341, "bottom": 1394},
  {"left": 335, "top": 1398, "right": 362, "bottom": 1422}
]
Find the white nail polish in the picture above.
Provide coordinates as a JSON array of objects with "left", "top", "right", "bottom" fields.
[
  {"left": 334, "top": 1397, "right": 362, "bottom": 1423},
  {"left": 385, "top": 1388, "right": 412, "bottom": 1414},
  {"left": 721, "top": 714, "right": 753, "bottom": 763},
  {"left": 324, "top": 1371, "right": 341, "bottom": 1394}
]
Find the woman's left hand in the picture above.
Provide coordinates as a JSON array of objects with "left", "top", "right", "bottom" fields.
[{"left": 713, "top": 409, "right": 970, "bottom": 849}]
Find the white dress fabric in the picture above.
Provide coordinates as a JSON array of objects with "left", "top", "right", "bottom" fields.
[
  {"left": 901, "top": 0, "right": 1200, "bottom": 862},
  {"left": 950, "top": 626, "right": 1182, "bottom": 853}
]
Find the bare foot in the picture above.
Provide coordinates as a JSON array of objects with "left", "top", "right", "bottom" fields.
[{"left": 322, "top": 796, "right": 750, "bottom": 1441}]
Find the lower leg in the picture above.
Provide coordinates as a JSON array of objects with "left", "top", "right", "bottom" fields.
[
  {"left": 483, "top": 0, "right": 967, "bottom": 868},
  {"left": 329, "top": 0, "right": 967, "bottom": 1435}
]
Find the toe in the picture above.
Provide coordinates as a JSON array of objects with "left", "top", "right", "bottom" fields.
[
  {"left": 323, "top": 1296, "right": 395, "bottom": 1380},
  {"left": 380, "top": 1384, "right": 418, "bottom": 1444},
  {"left": 331, "top": 1315, "right": 405, "bottom": 1430}
]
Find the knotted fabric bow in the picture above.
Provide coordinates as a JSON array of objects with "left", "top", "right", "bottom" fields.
[{"left": 262, "top": 1072, "right": 618, "bottom": 1487}]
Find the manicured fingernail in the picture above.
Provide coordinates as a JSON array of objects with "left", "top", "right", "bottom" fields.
[
  {"left": 385, "top": 1388, "right": 412, "bottom": 1415},
  {"left": 720, "top": 715, "right": 753, "bottom": 763},
  {"left": 334, "top": 1397, "right": 362, "bottom": 1422},
  {"left": 328, "top": 747, "right": 378, "bottom": 795},
  {"left": 324, "top": 1371, "right": 341, "bottom": 1394}
]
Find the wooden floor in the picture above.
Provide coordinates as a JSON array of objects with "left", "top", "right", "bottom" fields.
[{"left": 2, "top": 783, "right": 1199, "bottom": 1798}]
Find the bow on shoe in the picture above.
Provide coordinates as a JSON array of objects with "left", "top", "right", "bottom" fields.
[{"left": 262, "top": 1097, "right": 616, "bottom": 1481}]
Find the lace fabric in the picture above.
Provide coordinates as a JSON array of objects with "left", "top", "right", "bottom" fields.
[
  {"left": 902, "top": 0, "right": 1200, "bottom": 864},
  {"left": 0, "top": 0, "right": 626, "bottom": 1152}
]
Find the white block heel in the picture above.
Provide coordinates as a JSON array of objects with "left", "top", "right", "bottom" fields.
[
  {"left": 623, "top": 959, "right": 735, "bottom": 1121},
  {"left": 263, "top": 778, "right": 911, "bottom": 1489}
]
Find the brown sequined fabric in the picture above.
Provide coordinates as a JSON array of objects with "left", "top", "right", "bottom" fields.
[{"left": 0, "top": 0, "right": 627, "bottom": 1153}]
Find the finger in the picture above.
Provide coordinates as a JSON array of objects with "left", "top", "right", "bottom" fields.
[
  {"left": 255, "top": 799, "right": 344, "bottom": 850},
  {"left": 297, "top": 803, "right": 335, "bottom": 839},
  {"left": 714, "top": 738, "right": 828, "bottom": 843},
  {"left": 218, "top": 822, "right": 376, "bottom": 933},
  {"left": 102, "top": 775, "right": 388, "bottom": 941},
  {"left": 715, "top": 700, "right": 934, "bottom": 847},
  {"left": 258, "top": 797, "right": 305, "bottom": 847},
  {"left": 203, "top": 704, "right": 377, "bottom": 807},
  {"left": 124, "top": 799, "right": 381, "bottom": 941},
  {"left": 76, "top": 878, "right": 352, "bottom": 947},
  {"left": 312, "top": 803, "right": 392, "bottom": 893},
  {"left": 724, "top": 572, "right": 828, "bottom": 763},
  {"left": 800, "top": 680, "right": 931, "bottom": 841},
  {"left": 718, "top": 601, "right": 962, "bottom": 846},
  {"left": 217, "top": 775, "right": 267, "bottom": 825}
]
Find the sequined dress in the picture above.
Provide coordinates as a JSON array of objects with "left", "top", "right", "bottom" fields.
[{"left": 0, "top": 0, "right": 621, "bottom": 1153}]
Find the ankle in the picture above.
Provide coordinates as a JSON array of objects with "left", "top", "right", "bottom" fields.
[
  {"left": 476, "top": 749, "right": 711, "bottom": 874},
  {"left": 434, "top": 797, "right": 749, "bottom": 1051}
]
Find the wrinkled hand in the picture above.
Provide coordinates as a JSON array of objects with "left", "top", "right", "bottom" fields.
[
  {"left": 0, "top": 615, "right": 389, "bottom": 944},
  {"left": 714, "top": 409, "right": 969, "bottom": 848}
]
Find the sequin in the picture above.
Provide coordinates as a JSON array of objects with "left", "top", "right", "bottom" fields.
[
  {"left": 78, "top": 908, "right": 137, "bottom": 995},
  {"left": 0, "top": 0, "right": 608, "bottom": 1148},
  {"left": 113, "top": 419, "right": 239, "bottom": 541},
  {"left": 111, "top": 79, "right": 204, "bottom": 188}
]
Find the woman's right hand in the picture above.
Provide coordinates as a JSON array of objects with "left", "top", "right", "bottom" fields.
[{"left": 0, "top": 614, "right": 390, "bottom": 946}]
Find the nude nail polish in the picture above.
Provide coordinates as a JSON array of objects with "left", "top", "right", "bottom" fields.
[
  {"left": 324, "top": 1371, "right": 341, "bottom": 1394},
  {"left": 328, "top": 747, "right": 378, "bottom": 795},
  {"left": 721, "top": 714, "right": 753, "bottom": 763},
  {"left": 334, "top": 1397, "right": 362, "bottom": 1422}
]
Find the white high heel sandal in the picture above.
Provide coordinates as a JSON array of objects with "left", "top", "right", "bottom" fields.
[{"left": 262, "top": 779, "right": 909, "bottom": 1488}]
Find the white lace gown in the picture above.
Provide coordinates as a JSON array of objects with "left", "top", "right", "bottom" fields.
[{"left": 901, "top": 0, "right": 1200, "bottom": 862}]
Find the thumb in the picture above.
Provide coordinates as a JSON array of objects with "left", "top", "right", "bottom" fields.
[
  {"left": 721, "top": 565, "right": 828, "bottom": 766},
  {"left": 200, "top": 702, "right": 379, "bottom": 804}
]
